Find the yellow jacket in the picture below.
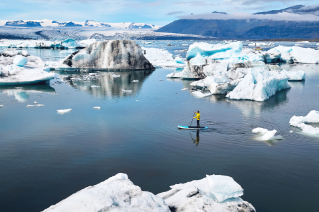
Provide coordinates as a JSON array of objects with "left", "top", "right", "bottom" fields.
[{"left": 193, "top": 112, "right": 200, "bottom": 120}]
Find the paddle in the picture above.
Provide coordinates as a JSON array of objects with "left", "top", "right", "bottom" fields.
[{"left": 190, "top": 112, "right": 195, "bottom": 126}]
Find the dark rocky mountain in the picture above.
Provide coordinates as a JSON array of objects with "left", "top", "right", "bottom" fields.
[{"left": 157, "top": 5, "right": 319, "bottom": 39}]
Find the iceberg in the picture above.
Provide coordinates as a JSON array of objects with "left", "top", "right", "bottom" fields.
[
  {"left": 252, "top": 127, "right": 283, "bottom": 141},
  {"left": 43, "top": 173, "right": 170, "bottom": 212},
  {"left": 62, "top": 40, "right": 155, "bottom": 70},
  {"left": 186, "top": 41, "right": 243, "bottom": 61},
  {"left": 289, "top": 110, "right": 319, "bottom": 135},
  {"left": 93, "top": 107, "right": 101, "bottom": 110},
  {"left": 265, "top": 46, "right": 319, "bottom": 64},
  {"left": 57, "top": 109, "right": 72, "bottom": 114},
  {"left": 61, "top": 39, "right": 81, "bottom": 49},
  {"left": 226, "top": 68, "right": 291, "bottom": 101},
  {"left": 157, "top": 175, "right": 255, "bottom": 212},
  {"left": 142, "top": 47, "right": 185, "bottom": 68},
  {"left": 281, "top": 70, "right": 305, "bottom": 81}
]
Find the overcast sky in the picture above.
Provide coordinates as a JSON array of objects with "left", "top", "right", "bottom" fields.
[{"left": 0, "top": 0, "right": 318, "bottom": 25}]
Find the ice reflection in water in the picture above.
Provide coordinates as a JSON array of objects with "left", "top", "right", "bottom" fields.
[
  {"left": 58, "top": 70, "right": 154, "bottom": 98},
  {"left": 0, "top": 84, "right": 56, "bottom": 102}
]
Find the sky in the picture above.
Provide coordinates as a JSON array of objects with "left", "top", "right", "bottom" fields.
[{"left": 0, "top": 0, "right": 318, "bottom": 26}]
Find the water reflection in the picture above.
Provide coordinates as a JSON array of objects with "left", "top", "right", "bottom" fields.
[
  {"left": 0, "top": 84, "right": 56, "bottom": 102},
  {"left": 190, "top": 130, "right": 200, "bottom": 146},
  {"left": 59, "top": 70, "right": 154, "bottom": 98},
  {"left": 225, "top": 89, "right": 289, "bottom": 117}
]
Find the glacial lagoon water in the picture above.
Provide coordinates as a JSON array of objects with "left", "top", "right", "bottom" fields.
[{"left": 0, "top": 41, "right": 319, "bottom": 212}]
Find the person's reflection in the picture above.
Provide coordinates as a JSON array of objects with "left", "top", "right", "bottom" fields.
[{"left": 192, "top": 130, "right": 200, "bottom": 146}]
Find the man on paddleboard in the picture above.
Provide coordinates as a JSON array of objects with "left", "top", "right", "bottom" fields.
[{"left": 193, "top": 111, "right": 200, "bottom": 128}]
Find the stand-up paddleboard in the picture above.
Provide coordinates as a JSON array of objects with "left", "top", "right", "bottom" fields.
[{"left": 178, "top": 125, "right": 208, "bottom": 129}]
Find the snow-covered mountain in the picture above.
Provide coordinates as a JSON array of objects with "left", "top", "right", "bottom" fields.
[{"left": 0, "top": 19, "right": 161, "bottom": 30}]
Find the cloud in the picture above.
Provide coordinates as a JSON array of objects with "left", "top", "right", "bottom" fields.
[
  {"left": 176, "top": 1, "right": 216, "bottom": 6},
  {"left": 166, "top": 11, "right": 184, "bottom": 15},
  {"left": 224, "top": 0, "right": 309, "bottom": 6},
  {"left": 179, "top": 12, "right": 319, "bottom": 21}
]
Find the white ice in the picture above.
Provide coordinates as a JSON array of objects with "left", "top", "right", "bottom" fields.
[
  {"left": 57, "top": 109, "right": 72, "bottom": 114},
  {"left": 13, "top": 55, "right": 28, "bottom": 67},
  {"left": 226, "top": 68, "right": 291, "bottom": 101},
  {"left": 93, "top": 107, "right": 101, "bottom": 110},
  {"left": 252, "top": 127, "right": 283, "bottom": 141},
  {"left": 281, "top": 70, "right": 305, "bottom": 81},
  {"left": 142, "top": 47, "right": 185, "bottom": 68},
  {"left": 289, "top": 110, "right": 319, "bottom": 135},
  {"left": 265, "top": 46, "right": 319, "bottom": 64},
  {"left": 43, "top": 173, "right": 170, "bottom": 212},
  {"left": 157, "top": 175, "right": 255, "bottom": 212}
]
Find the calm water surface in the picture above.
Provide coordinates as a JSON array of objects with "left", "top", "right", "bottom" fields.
[{"left": 0, "top": 42, "right": 319, "bottom": 212}]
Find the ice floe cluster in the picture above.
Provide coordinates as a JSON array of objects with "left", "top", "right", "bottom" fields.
[
  {"left": 43, "top": 173, "right": 255, "bottom": 212},
  {"left": 166, "top": 41, "right": 315, "bottom": 101},
  {"left": 0, "top": 50, "right": 55, "bottom": 85},
  {"left": 290, "top": 110, "right": 319, "bottom": 135}
]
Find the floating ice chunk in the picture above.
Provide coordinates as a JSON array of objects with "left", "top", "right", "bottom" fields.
[
  {"left": 289, "top": 110, "right": 319, "bottom": 135},
  {"left": 158, "top": 175, "right": 255, "bottom": 212},
  {"left": 34, "top": 101, "right": 38, "bottom": 104},
  {"left": 265, "top": 46, "right": 319, "bottom": 64},
  {"left": 57, "top": 109, "right": 72, "bottom": 114},
  {"left": 27, "top": 105, "right": 35, "bottom": 107},
  {"left": 91, "top": 85, "right": 100, "bottom": 88},
  {"left": 122, "top": 90, "right": 132, "bottom": 93},
  {"left": 142, "top": 47, "right": 185, "bottom": 68},
  {"left": 61, "top": 39, "right": 81, "bottom": 49},
  {"left": 192, "top": 91, "right": 212, "bottom": 98},
  {"left": 112, "top": 74, "right": 120, "bottom": 78},
  {"left": 248, "top": 42, "right": 273, "bottom": 47},
  {"left": 43, "top": 173, "right": 170, "bottom": 212},
  {"left": 187, "top": 41, "right": 243, "bottom": 61},
  {"left": 0, "top": 105, "right": 3, "bottom": 108},
  {"left": 282, "top": 70, "right": 305, "bottom": 81},
  {"left": 181, "top": 88, "right": 188, "bottom": 91},
  {"left": 132, "top": 80, "right": 139, "bottom": 82},
  {"left": 93, "top": 107, "right": 101, "bottom": 110},
  {"left": 206, "top": 175, "right": 244, "bottom": 202},
  {"left": 226, "top": 68, "right": 291, "bottom": 101},
  {"left": 13, "top": 55, "right": 28, "bottom": 67},
  {"left": 252, "top": 127, "right": 283, "bottom": 141},
  {"left": 36, "top": 104, "right": 45, "bottom": 107},
  {"left": 175, "top": 56, "right": 185, "bottom": 64}
]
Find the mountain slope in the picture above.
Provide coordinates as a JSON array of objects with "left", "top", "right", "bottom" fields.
[{"left": 157, "top": 5, "right": 319, "bottom": 39}]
